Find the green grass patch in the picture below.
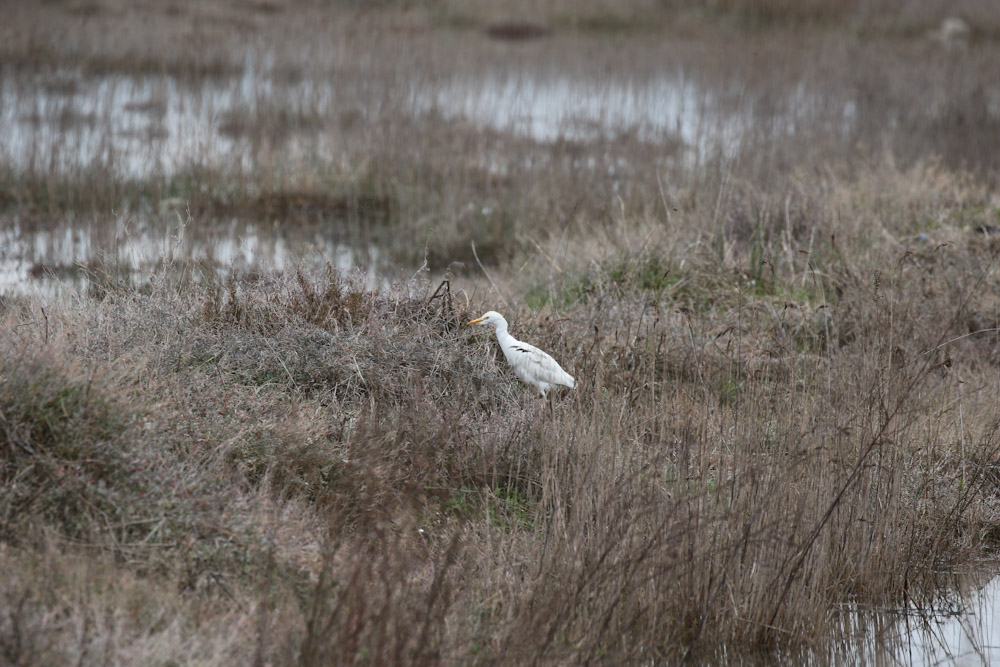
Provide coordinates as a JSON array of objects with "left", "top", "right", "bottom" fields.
[{"left": 0, "top": 352, "right": 135, "bottom": 539}]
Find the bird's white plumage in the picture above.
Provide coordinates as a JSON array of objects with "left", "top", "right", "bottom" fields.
[{"left": 467, "top": 311, "right": 575, "bottom": 397}]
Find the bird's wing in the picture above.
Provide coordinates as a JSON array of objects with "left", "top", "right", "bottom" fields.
[{"left": 506, "top": 340, "right": 575, "bottom": 388}]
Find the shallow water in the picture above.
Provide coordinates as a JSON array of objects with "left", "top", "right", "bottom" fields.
[
  {"left": 839, "top": 573, "right": 1000, "bottom": 665},
  {"left": 0, "top": 59, "right": 842, "bottom": 292},
  {"left": 1, "top": 64, "right": 341, "bottom": 179},
  {"left": 1, "top": 60, "right": 849, "bottom": 176},
  {"left": 887, "top": 574, "right": 1000, "bottom": 666},
  {"left": 0, "top": 213, "right": 380, "bottom": 296},
  {"left": 1, "top": 42, "right": 997, "bottom": 290},
  {"left": 417, "top": 72, "right": 853, "bottom": 161},
  {"left": 703, "top": 572, "right": 1000, "bottom": 665}
]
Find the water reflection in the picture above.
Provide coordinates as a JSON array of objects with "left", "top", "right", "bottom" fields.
[
  {"left": 0, "top": 215, "right": 380, "bottom": 294},
  {"left": 809, "top": 573, "right": 1000, "bottom": 665},
  {"left": 1, "top": 68, "right": 341, "bottom": 178},
  {"left": 417, "top": 73, "right": 709, "bottom": 144},
  {"left": 0, "top": 62, "right": 841, "bottom": 291},
  {"left": 887, "top": 574, "right": 1000, "bottom": 665},
  {"left": 696, "top": 573, "right": 1000, "bottom": 665},
  {"left": 1, "top": 62, "right": 833, "bottom": 179},
  {"left": 415, "top": 72, "right": 847, "bottom": 159},
  {"left": 2, "top": 50, "right": 996, "bottom": 291}
]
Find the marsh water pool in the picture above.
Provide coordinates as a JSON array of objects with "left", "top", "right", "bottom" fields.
[
  {"left": 0, "top": 55, "right": 908, "bottom": 291},
  {"left": 3, "top": 39, "right": 998, "bottom": 292},
  {"left": 820, "top": 572, "right": 1000, "bottom": 665},
  {"left": 1, "top": 61, "right": 820, "bottom": 177},
  {"left": 689, "top": 571, "right": 1000, "bottom": 664}
]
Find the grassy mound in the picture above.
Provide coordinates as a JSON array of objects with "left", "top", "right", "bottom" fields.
[{"left": 2, "top": 199, "right": 1000, "bottom": 660}]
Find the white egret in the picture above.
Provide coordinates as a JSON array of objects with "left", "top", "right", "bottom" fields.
[{"left": 467, "top": 311, "right": 575, "bottom": 397}]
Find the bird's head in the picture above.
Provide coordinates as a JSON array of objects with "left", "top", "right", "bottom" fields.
[{"left": 466, "top": 311, "right": 506, "bottom": 329}]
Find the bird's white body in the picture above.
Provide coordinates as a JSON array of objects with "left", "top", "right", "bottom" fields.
[{"left": 467, "top": 311, "right": 575, "bottom": 397}]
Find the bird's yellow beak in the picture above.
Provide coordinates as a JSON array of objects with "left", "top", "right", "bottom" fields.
[{"left": 466, "top": 316, "right": 486, "bottom": 325}]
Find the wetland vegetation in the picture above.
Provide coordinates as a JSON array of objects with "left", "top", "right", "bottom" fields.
[{"left": 2, "top": 0, "right": 1000, "bottom": 663}]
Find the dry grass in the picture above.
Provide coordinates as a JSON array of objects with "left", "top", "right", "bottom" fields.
[
  {"left": 3, "top": 155, "right": 1000, "bottom": 663},
  {"left": 2, "top": 1, "right": 1000, "bottom": 664}
]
